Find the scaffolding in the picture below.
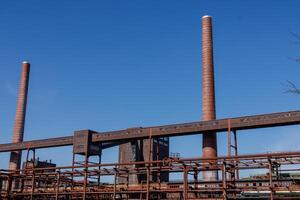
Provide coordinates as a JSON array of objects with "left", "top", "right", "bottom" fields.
[{"left": 2, "top": 151, "right": 300, "bottom": 199}]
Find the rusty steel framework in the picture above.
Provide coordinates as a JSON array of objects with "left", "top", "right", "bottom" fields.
[
  {"left": 2, "top": 148, "right": 300, "bottom": 199},
  {"left": 1, "top": 113, "right": 300, "bottom": 199}
]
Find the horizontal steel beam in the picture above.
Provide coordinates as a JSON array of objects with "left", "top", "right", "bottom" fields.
[{"left": 0, "top": 110, "right": 300, "bottom": 153}]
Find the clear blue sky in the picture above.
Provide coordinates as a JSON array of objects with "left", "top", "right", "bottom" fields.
[{"left": 0, "top": 0, "right": 300, "bottom": 171}]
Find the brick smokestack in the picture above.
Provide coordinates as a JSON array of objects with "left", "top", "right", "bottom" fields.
[
  {"left": 202, "top": 16, "right": 218, "bottom": 181},
  {"left": 9, "top": 61, "right": 30, "bottom": 170}
]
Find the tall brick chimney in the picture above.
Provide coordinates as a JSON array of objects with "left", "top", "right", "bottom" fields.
[
  {"left": 201, "top": 16, "right": 218, "bottom": 181},
  {"left": 9, "top": 61, "right": 30, "bottom": 170}
]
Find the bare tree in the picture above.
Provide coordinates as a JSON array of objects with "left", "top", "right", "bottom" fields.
[
  {"left": 285, "top": 32, "right": 300, "bottom": 95},
  {"left": 285, "top": 80, "right": 300, "bottom": 95}
]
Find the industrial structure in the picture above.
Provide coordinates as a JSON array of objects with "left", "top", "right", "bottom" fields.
[
  {"left": 9, "top": 61, "right": 30, "bottom": 171},
  {"left": 201, "top": 15, "right": 218, "bottom": 182},
  {"left": 1, "top": 16, "right": 300, "bottom": 200}
]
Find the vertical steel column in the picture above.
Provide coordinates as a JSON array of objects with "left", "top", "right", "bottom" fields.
[
  {"left": 6, "top": 174, "right": 12, "bottom": 198},
  {"left": 156, "top": 138, "right": 161, "bottom": 186},
  {"left": 98, "top": 150, "right": 102, "bottom": 186},
  {"left": 147, "top": 128, "right": 153, "bottom": 195},
  {"left": 55, "top": 171, "right": 60, "bottom": 200},
  {"left": 183, "top": 166, "right": 189, "bottom": 200},
  {"left": 233, "top": 130, "right": 239, "bottom": 179},
  {"left": 83, "top": 152, "right": 88, "bottom": 200},
  {"left": 71, "top": 153, "right": 75, "bottom": 191},
  {"left": 222, "top": 161, "right": 227, "bottom": 200},
  {"left": 30, "top": 149, "right": 36, "bottom": 200},
  {"left": 146, "top": 166, "right": 150, "bottom": 200},
  {"left": 227, "top": 120, "right": 235, "bottom": 182},
  {"left": 25, "top": 149, "right": 31, "bottom": 169},
  {"left": 227, "top": 120, "right": 232, "bottom": 159},
  {"left": 268, "top": 159, "right": 274, "bottom": 200},
  {"left": 9, "top": 61, "right": 30, "bottom": 171},
  {"left": 30, "top": 172, "right": 35, "bottom": 200},
  {"left": 202, "top": 16, "right": 218, "bottom": 181},
  {"left": 113, "top": 167, "right": 117, "bottom": 200},
  {"left": 228, "top": 120, "right": 239, "bottom": 182},
  {"left": 193, "top": 167, "right": 198, "bottom": 198},
  {"left": 21, "top": 149, "right": 31, "bottom": 192}
]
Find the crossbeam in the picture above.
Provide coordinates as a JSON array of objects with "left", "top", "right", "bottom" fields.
[{"left": 0, "top": 110, "right": 299, "bottom": 153}]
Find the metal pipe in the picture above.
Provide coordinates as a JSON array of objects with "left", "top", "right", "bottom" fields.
[
  {"left": 202, "top": 15, "right": 218, "bottom": 181},
  {"left": 9, "top": 61, "right": 30, "bottom": 170}
]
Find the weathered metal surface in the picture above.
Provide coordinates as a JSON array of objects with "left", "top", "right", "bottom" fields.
[
  {"left": 202, "top": 15, "right": 218, "bottom": 181},
  {"left": 118, "top": 138, "right": 169, "bottom": 184},
  {"left": 73, "top": 130, "right": 101, "bottom": 156},
  {"left": 9, "top": 61, "right": 30, "bottom": 170},
  {"left": 0, "top": 110, "right": 300, "bottom": 153},
  {"left": 2, "top": 151, "right": 300, "bottom": 199},
  {"left": 92, "top": 109, "right": 300, "bottom": 141}
]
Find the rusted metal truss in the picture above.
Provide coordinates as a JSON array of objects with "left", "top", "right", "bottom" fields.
[
  {"left": 2, "top": 151, "right": 300, "bottom": 199},
  {"left": 0, "top": 109, "right": 300, "bottom": 199},
  {"left": 0, "top": 110, "right": 300, "bottom": 153}
]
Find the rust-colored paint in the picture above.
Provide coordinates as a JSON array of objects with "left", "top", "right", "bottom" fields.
[
  {"left": 9, "top": 61, "right": 30, "bottom": 170},
  {"left": 2, "top": 151, "right": 300, "bottom": 199},
  {"left": 202, "top": 15, "right": 218, "bottom": 181}
]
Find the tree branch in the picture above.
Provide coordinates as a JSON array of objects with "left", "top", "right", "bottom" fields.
[
  {"left": 291, "top": 32, "right": 300, "bottom": 40},
  {"left": 284, "top": 80, "right": 300, "bottom": 95},
  {"left": 290, "top": 32, "right": 300, "bottom": 62}
]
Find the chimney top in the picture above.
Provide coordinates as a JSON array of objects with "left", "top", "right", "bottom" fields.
[{"left": 202, "top": 15, "right": 212, "bottom": 19}]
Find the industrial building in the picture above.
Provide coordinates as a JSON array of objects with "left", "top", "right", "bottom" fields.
[{"left": 0, "top": 16, "right": 300, "bottom": 199}]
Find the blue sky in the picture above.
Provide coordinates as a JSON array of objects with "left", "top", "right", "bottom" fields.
[{"left": 0, "top": 0, "right": 300, "bottom": 171}]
